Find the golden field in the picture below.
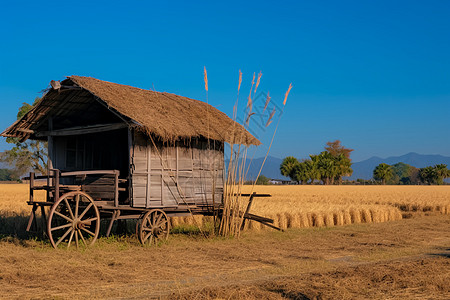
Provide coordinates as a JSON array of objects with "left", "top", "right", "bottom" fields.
[
  {"left": 172, "top": 185, "right": 450, "bottom": 230},
  {"left": 1, "top": 184, "right": 450, "bottom": 233}
]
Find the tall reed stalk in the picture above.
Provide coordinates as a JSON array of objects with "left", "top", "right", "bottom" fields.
[{"left": 218, "top": 71, "right": 292, "bottom": 237}]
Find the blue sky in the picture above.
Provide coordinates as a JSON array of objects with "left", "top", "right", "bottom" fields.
[{"left": 0, "top": 0, "right": 449, "bottom": 162}]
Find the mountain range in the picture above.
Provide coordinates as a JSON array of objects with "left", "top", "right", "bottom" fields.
[
  {"left": 242, "top": 153, "right": 450, "bottom": 181},
  {"left": 1, "top": 151, "right": 449, "bottom": 181},
  {"left": 346, "top": 152, "right": 450, "bottom": 180}
]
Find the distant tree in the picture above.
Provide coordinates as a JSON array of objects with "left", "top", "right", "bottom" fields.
[
  {"left": 334, "top": 153, "right": 353, "bottom": 184},
  {"left": 310, "top": 151, "right": 336, "bottom": 185},
  {"left": 280, "top": 156, "right": 300, "bottom": 182},
  {"left": 294, "top": 159, "right": 320, "bottom": 184},
  {"left": 419, "top": 166, "right": 435, "bottom": 185},
  {"left": 293, "top": 160, "right": 310, "bottom": 184},
  {"left": 0, "top": 169, "right": 16, "bottom": 181},
  {"left": 255, "top": 175, "right": 270, "bottom": 185},
  {"left": 325, "top": 140, "right": 353, "bottom": 160},
  {"left": 433, "top": 164, "right": 449, "bottom": 185},
  {"left": 390, "top": 162, "right": 416, "bottom": 184},
  {"left": 281, "top": 140, "right": 353, "bottom": 185},
  {"left": 1, "top": 98, "right": 48, "bottom": 177},
  {"left": 373, "top": 163, "right": 393, "bottom": 185},
  {"left": 407, "top": 166, "right": 421, "bottom": 185}
]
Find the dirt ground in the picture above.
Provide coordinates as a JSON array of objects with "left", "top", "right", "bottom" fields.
[{"left": 0, "top": 214, "right": 449, "bottom": 299}]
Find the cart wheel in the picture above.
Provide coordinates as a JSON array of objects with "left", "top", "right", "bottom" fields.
[
  {"left": 138, "top": 209, "right": 170, "bottom": 245},
  {"left": 47, "top": 191, "right": 100, "bottom": 249}
]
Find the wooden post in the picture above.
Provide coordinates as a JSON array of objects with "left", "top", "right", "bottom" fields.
[
  {"left": 29, "top": 172, "right": 34, "bottom": 203},
  {"left": 40, "top": 205, "right": 47, "bottom": 234},
  {"left": 47, "top": 116, "right": 54, "bottom": 201},
  {"left": 47, "top": 116, "right": 54, "bottom": 171},
  {"left": 54, "top": 169, "right": 60, "bottom": 201},
  {"left": 114, "top": 172, "right": 119, "bottom": 207},
  {"left": 146, "top": 140, "right": 151, "bottom": 208},
  {"left": 128, "top": 128, "right": 133, "bottom": 206},
  {"left": 240, "top": 192, "right": 256, "bottom": 230},
  {"left": 26, "top": 204, "right": 38, "bottom": 232}
]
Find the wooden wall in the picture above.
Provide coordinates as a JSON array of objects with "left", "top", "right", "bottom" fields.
[{"left": 131, "top": 131, "right": 224, "bottom": 209}]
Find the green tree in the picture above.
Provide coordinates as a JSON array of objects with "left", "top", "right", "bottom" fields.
[
  {"left": 310, "top": 151, "right": 337, "bottom": 185},
  {"left": 419, "top": 166, "right": 435, "bottom": 184},
  {"left": 373, "top": 163, "right": 393, "bottom": 185},
  {"left": 433, "top": 164, "right": 449, "bottom": 185},
  {"left": 255, "top": 175, "right": 270, "bottom": 185},
  {"left": 293, "top": 160, "right": 311, "bottom": 184},
  {"left": 1, "top": 98, "right": 48, "bottom": 177},
  {"left": 334, "top": 153, "right": 353, "bottom": 184},
  {"left": 0, "top": 169, "right": 16, "bottom": 181},
  {"left": 280, "top": 156, "right": 300, "bottom": 182}
]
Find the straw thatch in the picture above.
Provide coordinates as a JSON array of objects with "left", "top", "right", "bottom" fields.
[{"left": 1, "top": 76, "right": 260, "bottom": 146}]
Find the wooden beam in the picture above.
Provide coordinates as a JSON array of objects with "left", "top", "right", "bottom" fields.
[
  {"left": 36, "top": 123, "right": 127, "bottom": 137},
  {"left": 17, "top": 128, "right": 34, "bottom": 134}
]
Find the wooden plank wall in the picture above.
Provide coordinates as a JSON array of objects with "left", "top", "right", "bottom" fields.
[{"left": 131, "top": 132, "right": 224, "bottom": 209}]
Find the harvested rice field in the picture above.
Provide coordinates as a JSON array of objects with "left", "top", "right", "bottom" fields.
[
  {"left": 1, "top": 184, "right": 449, "bottom": 299},
  {"left": 2, "top": 184, "right": 449, "bottom": 233},
  {"left": 171, "top": 185, "right": 450, "bottom": 230}
]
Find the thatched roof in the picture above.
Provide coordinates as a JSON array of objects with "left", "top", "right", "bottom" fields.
[{"left": 1, "top": 76, "right": 260, "bottom": 146}]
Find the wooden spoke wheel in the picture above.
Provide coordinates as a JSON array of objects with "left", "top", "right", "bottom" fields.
[
  {"left": 47, "top": 191, "right": 100, "bottom": 249},
  {"left": 138, "top": 209, "right": 170, "bottom": 245}
]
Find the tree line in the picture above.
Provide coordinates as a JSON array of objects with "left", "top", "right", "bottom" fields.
[
  {"left": 280, "top": 140, "right": 353, "bottom": 185},
  {"left": 0, "top": 98, "right": 48, "bottom": 181},
  {"left": 373, "top": 162, "right": 450, "bottom": 185}
]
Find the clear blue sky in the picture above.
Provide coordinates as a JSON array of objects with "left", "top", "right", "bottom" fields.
[{"left": 0, "top": 0, "right": 449, "bottom": 162}]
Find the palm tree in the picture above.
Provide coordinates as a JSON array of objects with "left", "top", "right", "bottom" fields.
[
  {"left": 294, "top": 160, "right": 313, "bottom": 184},
  {"left": 311, "top": 151, "right": 336, "bottom": 185},
  {"left": 280, "top": 156, "right": 300, "bottom": 182},
  {"left": 419, "top": 166, "right": 434, "bottom": 184},
  {"left": 373, "top": 163, "right": 393, "bottom": 185},
  {"left": 334, "top": 154, "right": 353, "bottom": 184},
  {"left": 433, "top": 164, "right": 449, "bottom": 185}
]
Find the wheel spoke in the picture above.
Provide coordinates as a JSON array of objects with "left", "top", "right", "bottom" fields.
[
  {"left": 155, "top": 214, "right": 163, "bottom": 227},
  {"left": 152, "top": 212, "right": 158, "bottom": 226},
  {"left": 81, "top": 227, "right": 95, "bottom": 236},
  {"left": 50, "top": 223, "right": 72, "bottom": 232},
  {"left": 78, "top": 203, "right": 93, "bottom": 220},
  {"left": 79, "top": 230, "right": 87, "bottom": 246},
  {"left": 67, "top": 229, "right": 75, "bottom": 249},
  {"left": 54, "top": 210, "right": 73, "bottom": 223},
  {"left": 55, "top": 227, "right": 73, "bottom": 247},
  {"left": 75, "top": 230, "right": 79, "bottom": 249},
  {"left": 64, "top": 198, "right": 74, "bottom": 219},
  {"left": 75, "top": 194, "right": 80, "bottom": 218},
  {"left": 143, "top": 231, "right": 152, "bottom": 242},
  {"left": 156, "top": 218, "right": 167, "bottom": 228},
  {"left": 81, "top": 217, "right": 98, "bottom": 224}
]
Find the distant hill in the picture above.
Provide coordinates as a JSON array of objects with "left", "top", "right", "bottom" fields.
[
  {"left": 227, "top": 156, "right": 289, "bottom": 180},
  {"left": 239, "top": 152, "right": 450, "bottom": 181},
  {"left": 0, "top": 153, "right": 9, "bottom": 169},
  {"left": 347, "top": 152, "right": 450, "bottom": 180}
]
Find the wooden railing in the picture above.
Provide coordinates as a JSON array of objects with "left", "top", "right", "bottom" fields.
[{"left": 25, "top": 169, "right": 125, "bottom": 207}]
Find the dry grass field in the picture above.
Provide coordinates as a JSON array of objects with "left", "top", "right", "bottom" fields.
[
  {"left": 2, "top": 184, "right": 450, "bottom": 234},
  {"left": 172, "top": 185, "right": 450, "bottom": 231},
  {"left": 0, "top": 184, "right": 449, "bottom": 299}
]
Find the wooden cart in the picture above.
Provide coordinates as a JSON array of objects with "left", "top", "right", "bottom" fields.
[
  {"left": 1, "top": 76, "right": 270, "bottom": 249},
  {"left": 25, "top": 169, "right": 277, "bottom": 249}
]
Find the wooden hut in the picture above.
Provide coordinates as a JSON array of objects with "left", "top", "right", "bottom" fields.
[{"left": 2, "top": 76, "right": 260, "bottom": 212}]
